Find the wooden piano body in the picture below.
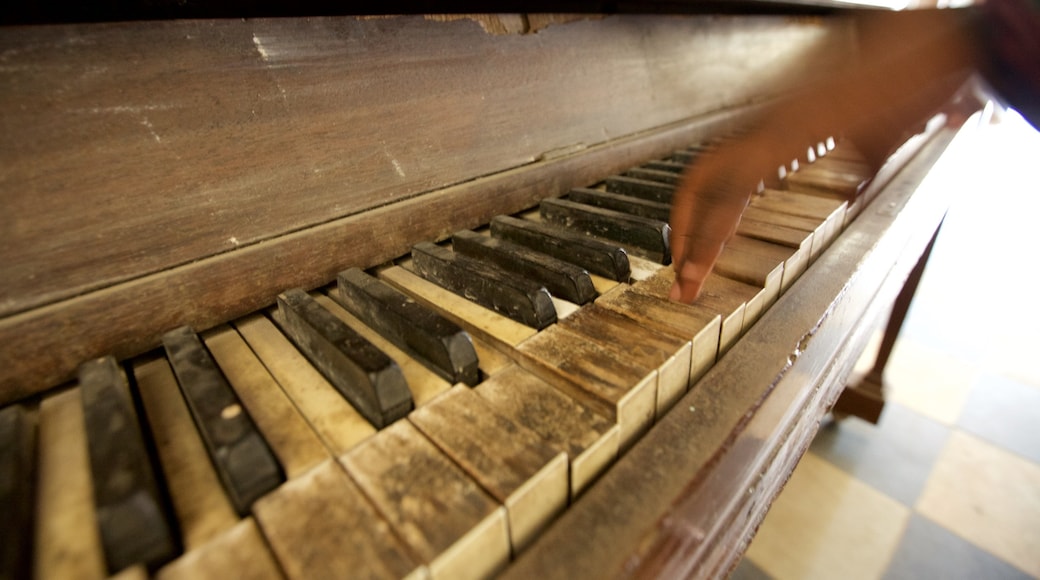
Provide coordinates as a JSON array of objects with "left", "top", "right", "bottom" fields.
[{"left": 0, "top": 9, "right": 976, "bottom": 579}]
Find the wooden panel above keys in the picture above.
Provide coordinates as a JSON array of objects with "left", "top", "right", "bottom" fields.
[{"left": 409, "top": 385, "right": 569, "bottom": 553}]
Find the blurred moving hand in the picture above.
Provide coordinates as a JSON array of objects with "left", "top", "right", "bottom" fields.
[{"left": 668, "top": 1, "right": 1039, "bottom": 303}]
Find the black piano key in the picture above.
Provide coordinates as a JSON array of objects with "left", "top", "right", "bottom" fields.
[
  {"left": 567, "top": 188, "right": 670, "bottom": 222},
  {"left": 276, "top": 288, "right": 413, "bottom": 428},
  {"left": 540, "top": 198, "right": 671, "bottom": 265},
  {"left": 78, "top": 356, "right": 177, "bottom": 573},
  {"left": 604, "top": 176, "right": 675, "bottom": 204},
  {"left": 451, "top": 229, "right": 597, "bottom": 305},
  {"left": 335, "top": 267, "right": 480, "bottom": 386},
  {"left": 489, "top": 215, "right": 631, "bottom": 282},
  {"left": 411, "top": 241, "right": 557, "bottom": 330},
  {"left": 642, "top": 160, "right": 686, "bottom": 174},
  {"left": 0, "top": 404, "right": 35, "bottom": 580},
  {"left": 623, "top": 167, "right": 681, "bottom": 186},
  {"left": 668, "top": 150, "right": 698, "bottom": 164},
  {"left": 162, "top": 326, "right": 285, "bottom": 514}
]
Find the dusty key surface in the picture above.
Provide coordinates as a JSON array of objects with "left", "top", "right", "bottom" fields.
[
  {"left": 409, "top": 385, "right": 569, "bottom": 553},
  {"left": 336, "top": 267, "right": 480, "bottom": 385},
  {"left": 254, "top": 459, "right": 426, "bottom": 580},
  {"left": 234, "top": 312, "right": 376, "bottom": 456},
  {"left": 515, "top": 325, "right": 658, "bottom": 451},
  {"left": 155, "top": 519, "right": 281, "bottom": 580},
  {"left": 560, "top": 303, "right": 693, "bottom": 415},
  {"left": 276, "top": 288, "right": 412, "bottom": 429},
  {"left": 342, "top": 420, "right": 510, "bottom": 580},
  {"left": 34, "top": 388, "right": 107, "bottom": 580},
  {"left": 134, "top": 356, "right": 239, "bottom": 550},
  {"left": 163, "top": 326, "right": 284, "bottom": 515},
  {"left": 79, "top": 356, "right": 177, "bottom": 573},
  {"left": 474, "top": 365, "right": 619, "bottom": 497},
  {"left": 0, "top": 403, "right": 35, "bottom": 580},
  {"left": 604, "top": 175, "right": 675, "bottom": 204},
  {"left": 203, "top": 325, "right": 328, "bottom": 479}
]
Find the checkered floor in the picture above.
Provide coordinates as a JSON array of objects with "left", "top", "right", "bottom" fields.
[{"left": 731, "top": 110, "right": 1040, "bottom": 580}]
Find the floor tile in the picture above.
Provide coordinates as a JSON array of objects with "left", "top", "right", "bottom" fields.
[
  {"left": 746, "top": 453, "right": 909, "bottom": 580},
  {"left": 915, "top": 431, "right": 1040, "bottom": 578},
  {"left": 883, "top": 514, "right": 1033, "bottom": 580},
  {"left": 811, "top": 403, "right": 949, "bottom": 506},
  {"left": 958, "top": 373, "right": 1040, "bottom": 463},
  {"left": 882, "top": 336, "right": 979, "bottom": 426}
]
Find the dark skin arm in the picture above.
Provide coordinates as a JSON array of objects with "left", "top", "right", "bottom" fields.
[{"left": 668, "top": 8, "right": 986, "bottom": 303}]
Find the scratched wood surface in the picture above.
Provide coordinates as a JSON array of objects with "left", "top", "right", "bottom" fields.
[{"left": 0, "top": 14, "right": 854, "bottom": 403}]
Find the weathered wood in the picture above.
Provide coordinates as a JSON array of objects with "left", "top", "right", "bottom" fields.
[
  {"left": 78, "top": 357, "right": 177, "bottom": 574},
  {"left": 0, "top": 403, "right": 35, "bottom": 580},
  {"left": 341, "top": 420, "right": 510, "bottom": 579},
  {"left": 34, "top": 388, "right": 107, "bottom": 580},
  {"left": 411, "top": 242, "right": 557, "bottom": 330},
  {"left": 233, "top": 313, "right": 376, "bottom": 456},
  {"left": 155, "top": 519, "right": 283, "bottom": 580},
  {"left": 603, "top": 176, "right": 676, "bottom": 204},
  {"left": 490, "top": 215, "right": 632, "bottom": 282},
  {"left": 335, "top": 268, "right": 480, "bottom": 386},
  {"left": 409, "top": 385, "right": 569, "bottom": 553},
  {"left": 474, "top": 365, "right": 619, "bottom": 498},
  {"left": 202, "top": 326, "right": 329, "bottom": 478},
  {"left": 515, "top": 325, "right": 658, "bottom": 451},
  {"left": 451, "top": 230, "right": 597, "bottom": 305},
  {"left": 134, "top": 356, "right": 239, "bottom": 550},
  {"left": 540, "top": 198, "right": 671, "bottom": 264},
  {"left": 275, "top": 288, "right": 412, "bottom": 429},
  {"left": 162, "top": 326, "right": 284, "bottom": 515},
  {"left": 566, "top": 188, "right": 671, "bottom": 222},
  {"left": 253, "top": 459, "right": 426, "bottom": 580}
]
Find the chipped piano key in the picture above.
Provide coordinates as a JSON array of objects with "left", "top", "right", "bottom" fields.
[
  {"left": 489, "top": 215, "right": 631, "bottom": 282},
  {"left": 411, "top": 241, "right": 557, "bottom": 330},
  {"left": 79, "top": 356, "right": 178, "bottom": 573},
  {"left": 540, "top": 198, "right": 671, "bottom": 265},
  {"left": 335, "top": 267, "right": 480, "bottom": 386},
  {"left": 162, "top": 326, "right": 285, "bottom": 515},
  {"left": 275, "top": 288, "right": 413, "bottom": 429},
  {"left": 751, "top": 188, "right": 846, "bottom": 248}
]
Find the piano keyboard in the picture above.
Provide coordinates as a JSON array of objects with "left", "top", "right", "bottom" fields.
[{"left": 1, "top": 134, "right": 874, "bottom": 580}]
